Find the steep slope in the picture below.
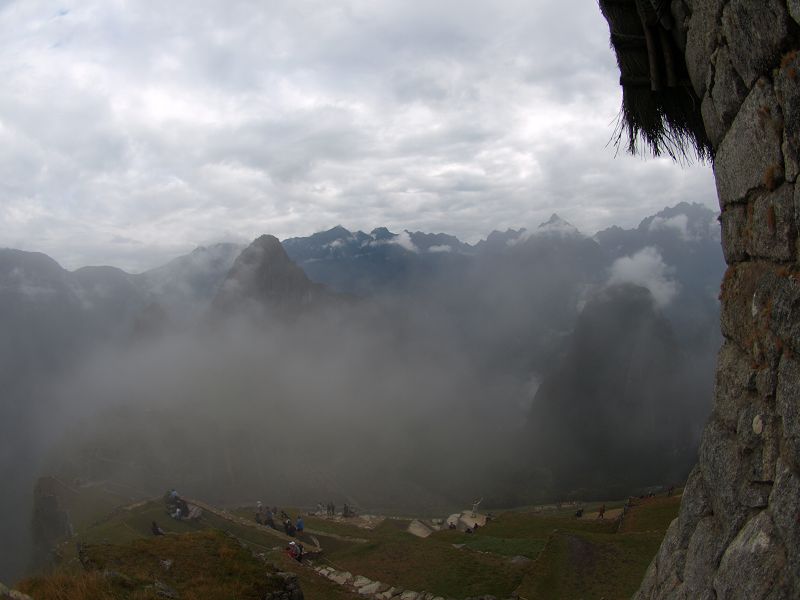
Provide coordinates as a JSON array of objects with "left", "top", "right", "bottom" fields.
[
  {"left": 213, "top": 234, "right": 334, "bottom": 317},
  {"left": 527, "top": 283, "right": 698, "bottom": 497},
  {"left": 0, "top": 250, "right": 93, "bottom": 581},
  {"left": 135, "top": 243, "right": 241, "bottom": 323},
  {"left": 72, "top": 266, "right": 149, "bottom": 338}
]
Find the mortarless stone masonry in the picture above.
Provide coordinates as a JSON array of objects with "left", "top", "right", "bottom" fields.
[{"left": 624, "top": 1, "right": 800, "bottom": 598}]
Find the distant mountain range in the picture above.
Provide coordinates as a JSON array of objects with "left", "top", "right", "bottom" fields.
[{"left": 0, "top": 201, "right": 725, "bottom": 579}]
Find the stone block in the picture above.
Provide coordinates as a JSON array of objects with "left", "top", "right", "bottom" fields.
[
  {"left": 784, "top": 137, "right": 799, "bottom": 183},
  {"left": 797, "top": 184, "right": 800, "bottom": 256},
  {"left": 636, "top": 517, "right": 685, "bottom": 598},
  {"left": 747, "top": 185, "right": 797, "bottom": 262},
  {"left": 768, "top": 272, "right": 800, "bottom": 356},
  {"left": 329, "top": 571, "right": 353, "bottom": 585},
  {"left": 720, "top": 205, "right": 749, "bottom": 262},
  {"left": 699, "top": 417, "right": 748, "bottom": 531},
  {"left": 714, "top": 341, "right": 756, "bottom": 428},
  {"left": 714, "top": 511, "right": 791, "bottom": 599},
  {"left": 777, "top": 354, "right": 800, "bottom": 471},
  {"left": 755, "top": 364, "right": 778, "bottom": 399},
  {"left": 684, "top": 0, "right": 724, "bottom": 97},
  {"left": 710, "top": 44, "right": 750, "bottom": 129},
  {"left": 715, "top": 82, "right": 784, "bottom": 206},
  {"left": 751, "top": 268, "right": 795, "bottom": 367},
  {"left": 676, "top": 466, "right": 714, "bottom": 546},
  {"left": 702, "top": 92, "right": 727, "bottom": 148},
  {"left": 682, "top": 516, "right": 726, "bottom": 599},
  {"left": 358, "top": 581, "right": 387, "bottom": 595},
  {"left": 719, "top": 262, "right": 763, "bottom": 352},
  {"left": 789, "top": 0, "right": 800, "bottom": 26},
  {"left": 769, "top": 461, "right": 800, "bottom": 589},
  {"left": 775, "top": 50, "right": 800, "bottom": 183},
  {"left": 0, "top": 585, "right": 33, "bottom": 600},
  {"left": 736, "top": 397, "right": 779, "bottom": 487},
  {"left": 722, "top": 0, "right": 790, "bottom": 87}
]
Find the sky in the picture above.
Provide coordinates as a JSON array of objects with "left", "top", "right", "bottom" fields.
[{"left": 0, "top": 0, "right": 718, "bottom": 272}]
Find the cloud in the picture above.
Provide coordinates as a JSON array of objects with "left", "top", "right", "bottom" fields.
[
  {"left": 0, "top": 0, "right": 717, "bottom": 271},
  {"left": 427, "top": 244, "right": 451, "bottom": 253},
  {"left": 390, "top": 231, "right": 419, "bottom": 253},
  {"left": 607, "top": 247, "right": 679, "bottom": 308},
  {"left": 649, "top": 214, "right": 690, "bottom": 240}
]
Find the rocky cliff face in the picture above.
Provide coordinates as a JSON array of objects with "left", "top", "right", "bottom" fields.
[{"left": 619, "top": 2, "right": 800, "bottom": 598}]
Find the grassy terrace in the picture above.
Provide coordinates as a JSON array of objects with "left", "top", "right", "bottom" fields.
[
  {"left": 23, "top": 488, "right": 682, "bottom": 600},
  {"left": 21, "top": 530, "right": 289, "bottom": 600}
]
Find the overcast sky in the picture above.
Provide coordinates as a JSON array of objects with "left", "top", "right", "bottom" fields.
[{"left": 0, "top": 0, "right": 717, "bottom": 272}]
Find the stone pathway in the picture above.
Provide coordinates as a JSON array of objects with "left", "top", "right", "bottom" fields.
[{"left": 309, "top": 562, "right": 516, "bottom": 600}]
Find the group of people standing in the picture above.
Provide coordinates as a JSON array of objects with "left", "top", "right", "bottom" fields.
[
  {"left": 255, "top": 501, "right": 304, "bottom": 538},
  {"left": 166, "top": 489, "right": 190, "bottom": 520},
  {"left": 254, "top": 501, "right": 277, "bottom": 529},
  {"left": 319, "top": 501, "right": 356, "bottom": 518}
]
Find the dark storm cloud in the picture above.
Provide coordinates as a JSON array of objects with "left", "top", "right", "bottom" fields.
[{"left": 0, "top": 0, "right": 716, "bottom": 271}]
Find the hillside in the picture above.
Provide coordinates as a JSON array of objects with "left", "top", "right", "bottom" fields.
[{"left": 16, "top": 479, "right": 682, "bottom": 600}]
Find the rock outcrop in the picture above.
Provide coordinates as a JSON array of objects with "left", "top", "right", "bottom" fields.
[
  {"left": 0, "top": 582, "right": 33, "bottom": 600},
  {"left": 31, "top": 477, "right": 74, "bottom": 570},
  {"left": 599, "top": 1, "right": 800, "bottom": 598}
]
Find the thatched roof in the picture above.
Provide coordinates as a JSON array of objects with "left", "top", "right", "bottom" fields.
[{"left": 600, "top": 0, "right": 713, "bottom": 161}]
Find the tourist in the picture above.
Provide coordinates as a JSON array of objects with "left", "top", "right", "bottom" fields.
[
  {"left": 285, "top": 519, "right": 296, "bottom": 536},
  {"left": 296, "top": 516, "right": 304, "bottom": 536},
  {"left": 151, "top": 521, "right": 165, "bottom": 536},
  {"left": 287, "top": 541, "right": 303, "bottom": 562}
]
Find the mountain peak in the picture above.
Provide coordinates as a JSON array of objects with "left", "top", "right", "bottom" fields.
[
  {"left": 212, "top": 234, "right": 329, "bottom": 316},
  {"left": 537, "top": 214, "right": 578, "bottom": 234},
  {"left": 370, "top": 227, "right": 395, "bottom": 241}
]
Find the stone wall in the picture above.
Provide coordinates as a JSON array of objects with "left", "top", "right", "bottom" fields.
[{"left": 634, "top": 1, "right": 800, "bottom": 598}]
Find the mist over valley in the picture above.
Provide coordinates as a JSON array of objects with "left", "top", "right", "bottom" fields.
[{"left": 0, "top": 202, "right": 723, "bottom": 582}]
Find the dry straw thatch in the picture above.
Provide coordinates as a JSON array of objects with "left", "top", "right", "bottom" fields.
[{"left": 599, "top": 0, "right": 713, "bottom": 162}]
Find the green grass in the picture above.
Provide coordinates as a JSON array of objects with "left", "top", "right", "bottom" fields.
[
  {"left": 517, "top": 530, "right": 666, "bottom": 600},
  {"left": 480, "top": 509, "right": 619, "bottom": 539},
  {"left": 270, "top": 550, "right": 362, "bottom": 600},
  {"left": 515, "top": 494, "right": 680, "bottom": 600},
  {"left": 459, "top": 534, "right": 548, "bottom": 559},
  {"left": 323, "top": 524, "right": 528, "bottom": 598},
  {"left": 619, "top": 494, "right": 682, "bottom": 533},
  {"left": 232, "top": 505, "right": 392, "bottom": 540},
  {"left": 34, "top": 482, "right": 682, "bottom": 600},
  {"left": 22, "top": 530, "right": 287, "bottom": 600}
]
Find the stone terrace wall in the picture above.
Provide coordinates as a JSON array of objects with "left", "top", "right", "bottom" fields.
[{"left": 635, "top": 1, "right": 800, "bottom": 598}]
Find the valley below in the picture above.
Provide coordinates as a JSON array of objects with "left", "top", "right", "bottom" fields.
[{"left": 1, "top": 203, "right": 723, "bottom": 595}]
